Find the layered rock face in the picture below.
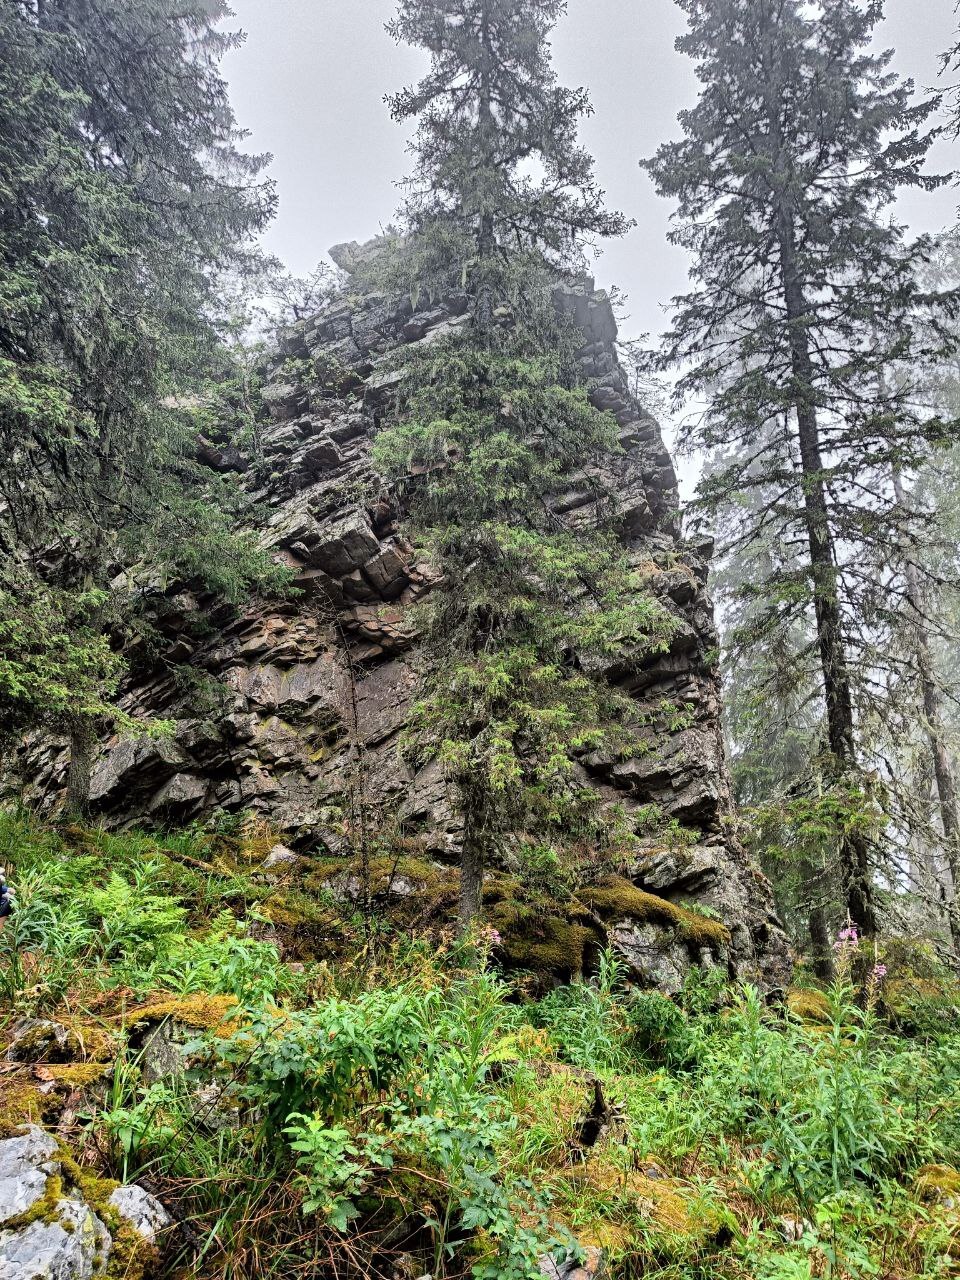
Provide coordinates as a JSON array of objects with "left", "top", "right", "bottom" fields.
[{"left": 13, "top": 244, "right": 789, "bottom": 990}]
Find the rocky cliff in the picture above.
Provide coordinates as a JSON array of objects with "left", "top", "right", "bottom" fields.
[{"left": 12, "top": 244, "right": 790, "bottom": 992}]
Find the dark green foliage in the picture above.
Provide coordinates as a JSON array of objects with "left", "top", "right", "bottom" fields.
[
  {"left": 643, "top": 0, "right": 959, "bottom": 933},
  {"left": 0, "top": 586, "right": 129, "bottom": 743},
  {"left": 626, "top": 992, "right": 700, "bottom": 1069},
  {"left": 378, "top": 2, "right": 672, "bottom": 931},
  {"left": 0, "top": 0, "right": 281, "bottom": 808},
  {"left": 386, "top": 0, "right": 630, "bottom": 326}
]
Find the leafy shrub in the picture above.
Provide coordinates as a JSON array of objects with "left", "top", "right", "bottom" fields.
[
  {"left": 216, "top": 971, "right": 568, "bottom": 1279},
  {"left": 533, "top": 950, "right": 631, "bottom": 1070},
  {"left": 625, "top": 991, "right": 700, "bottom": 1068}
]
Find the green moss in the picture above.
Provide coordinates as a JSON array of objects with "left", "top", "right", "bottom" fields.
[
  {"left": 916, "top": 1164, "right": 960, "bottom": 1201},
  {"left": 0, "top": 1062, "right": 113, "bottom": 1130},
  {"left": 0, "top": 1078, "right": 41, "bottom": 1126},
  {"left": 45, "top": 1062, "right": 111, "bottom": 1088},
  {"left": 2, "top": 1172, "right": 66, "bottom": 1231},
  {"left": 124, "top": 992, "right": 239, "bottom": 1032},
  {"left": 306, "top": 854, "right": 454, "bottom": 901},
  {"left": 578, "top": 876, "right": 730, "bottom": 947},
  {"left": 786, "top": 988, "right": 832, "bottom": 1025},
  {"left": 554, "top": 1165, "right": 729, "bottom": 1262},
  {"left": 58, "top": 1147, "right": 159, "bottom": 1280},
  {"left": 264, "top": 891, "right": 337, "bottom": 928},
  {"left": 885, "top": 976, "right": 960, "bottom": 1034},
  {"left": 104, "top": 1223, "right": 159, "bottom": 1280},
  {"left": 487, "top": 899, "right": 597, "bottom": 977}
]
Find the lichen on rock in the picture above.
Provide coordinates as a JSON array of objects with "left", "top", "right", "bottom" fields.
[{"left": 0, "top": 1125, "right": 169, "bottom": 1280}]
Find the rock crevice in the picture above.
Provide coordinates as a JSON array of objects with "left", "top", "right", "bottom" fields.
[{"left": 11, "top": 250, "right": 790, "bottom": 990}]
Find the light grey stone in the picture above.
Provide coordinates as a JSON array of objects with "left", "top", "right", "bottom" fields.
[
  {"left": 0, "top": 1196, "right": 110, "bottom": 1280},
  {"left": 610, "top": 921, "right": 692, "bottom": 995},
  {"left": 308, "top": 512, "right": 380, "bottom": 577},
  {"left": 107, "top": 1185, "right": 170, "bottom": 1244},
  {"left": 261, "top": 843, "right": 300, "bottom": 871},
  {"left": 140, "top": 1021, "right": 186, "bottom": 1085},
  {"left": 148, "top": 772, "right": 207, "bottom": 814},
  {"left": 0, "top": 1127, "right": 59, "bottom": 1225}
]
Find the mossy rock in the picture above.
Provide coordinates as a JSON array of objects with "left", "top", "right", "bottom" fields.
[
  {"left": 259, "top": 888, "right": 345, "bottom": 959},
  {"left": 122, "top": 992, "right": 239, "bottom": 1033},
  {"left": 578, "top": 876, "right": 730, "bottom": 948},
  {"left": 311, "top": 854, "right": 454, "bottom": 901},
  {"left": 915, "top": 1164, "right": 960, "bottom": 1203},
  {"left": 2, "top": 1136, "right": 162, "bottom": 1280},
  {"left": 555, "top": 1165, "right": 730, "bottom": 1262},
  {"left": 786, "top": 988, "right": 832, "bottom": 1025},
  {"left": 295, "top": 854, "right": 732, "bottom": 987},
  {"left": 0, "top": 1076, "right": 57, "bottom": 1129},
  {"left": 43, "top": 1062, "right": 112, "bottom": 1089},
  {"left": 487, "top": 899, "right": 599, "bottom": 979},
  {"left": 885, "top": 976, "right": 960, "bottom": 1035}
]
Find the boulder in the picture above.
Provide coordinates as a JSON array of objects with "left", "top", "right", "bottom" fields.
[
  {"left": 308, "top": 512, "right": 381, "bottom": 577},
  {"left": 261, "top": 844, "right": 300, "bottom": 871},
  {"left": 0, "top": 1196, "right": 111, "bottom": 1280},
  {"left": 6, "top": 1021, "right": 80, "bottom": 1065},
  {"left": 609, "top": 921, "right": 701, "bottom": 995},
  {"left": 0, "top": 1126, "right": 58, "bottom": 1222},
  {"left": 148, "top": 772, "right": 207, "bottom": 815},
  {"left": 107, "top": 1186, "right": 170, "bottom": 1244},
  {"left": 0, "top": 1127, "right": 168, "bottom": 1279}
]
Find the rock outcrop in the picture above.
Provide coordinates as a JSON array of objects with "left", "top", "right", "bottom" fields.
[
  {"left": 9, "top": 244, "right": 790, "bottom": 991},
  {"left": 0, "top": 1125, "right": 170, "bottom": 1279}
]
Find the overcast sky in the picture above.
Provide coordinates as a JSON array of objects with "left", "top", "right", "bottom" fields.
[{"left": 222, "top": 0, "right": 959, "bottom": 353}]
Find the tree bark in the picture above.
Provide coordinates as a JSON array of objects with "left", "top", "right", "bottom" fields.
[
  {"left": 66, "top": 713, "right": 95, "bottom": 820},
  {"left": 775, "top": 225, "right": 877, "bottom": 933},
  {"left": 457, "top": 805, "right": 485, "bottom": 939},
  {"left": 755, "top": 0, "right": 876, "bottom": 933},
  {"left": 892, "top": 467, "right": 960, "bottom": 955},
  {"left": 808, "top": 900, "right": 835, "bottom": 984}
]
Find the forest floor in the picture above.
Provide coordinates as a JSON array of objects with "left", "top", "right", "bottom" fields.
[{"left": 1, "top": 808, "right": 959, "bottom": 1280}]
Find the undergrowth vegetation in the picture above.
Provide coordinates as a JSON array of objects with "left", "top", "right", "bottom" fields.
[{"left": 2, "top": 810, "right": 960, "bottom": 1279}]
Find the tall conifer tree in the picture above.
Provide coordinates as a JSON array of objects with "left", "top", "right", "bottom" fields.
[
  {"left": 379, "top": 1, "right": 670, "bottom": 934},
  {"left": 0, "top": 1, "right": 278, "bottom": 813},
  {"left": 644, "top": 0, "right": 957, "bottom": 934}
]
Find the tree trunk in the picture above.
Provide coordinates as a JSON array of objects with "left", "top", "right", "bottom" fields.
[
  {"left": 892, "top": 467, "right": 960, "bottom": 955},
  {"left": 474, "top": 1, "right": 496, "bottom": 337},
  {"left": 66, "top": 713, "right": 95, "bottom": 820},
  {"left": 808, "top": 901, "right": 834, "bottom": 984},
  {"left": 457, "top": 807, "right": 484, "bottom": 939},
  {"left": 776, "top": 221, "right": 877, "bottom": 935}
]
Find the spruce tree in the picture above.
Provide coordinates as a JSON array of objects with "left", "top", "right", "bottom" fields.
[
  {"left": 386, "top": 0, "right": 629, "bottom": 328},
  {"left": 0, "top": 1, "right": 279, "bottom": 813},
  {"left": 379, "top": 0, "right": 670, "bottom": 934},
  {"left": 643, "top": 0, "right": 957, "bottom": 935}
]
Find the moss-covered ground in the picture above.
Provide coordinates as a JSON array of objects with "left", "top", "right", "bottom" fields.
[{"left": 1, "top": 808, "right": 960, "bottom": 1279}]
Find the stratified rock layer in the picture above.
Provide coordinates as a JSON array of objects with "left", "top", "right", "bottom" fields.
[{"left": 12, "top": 250, "right": 790, "bottom": 990}]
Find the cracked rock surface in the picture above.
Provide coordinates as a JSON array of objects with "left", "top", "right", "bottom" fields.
[
  {"left": 8, "top": 244, "right": 790, "bottom": 992},
  {"left": 0, "top": 1125, "right": 170, "bottom": 1280}
]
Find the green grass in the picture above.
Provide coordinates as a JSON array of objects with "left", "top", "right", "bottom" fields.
[{"left": 2, "top": 808, "right": 960, "bottom": 1279}]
